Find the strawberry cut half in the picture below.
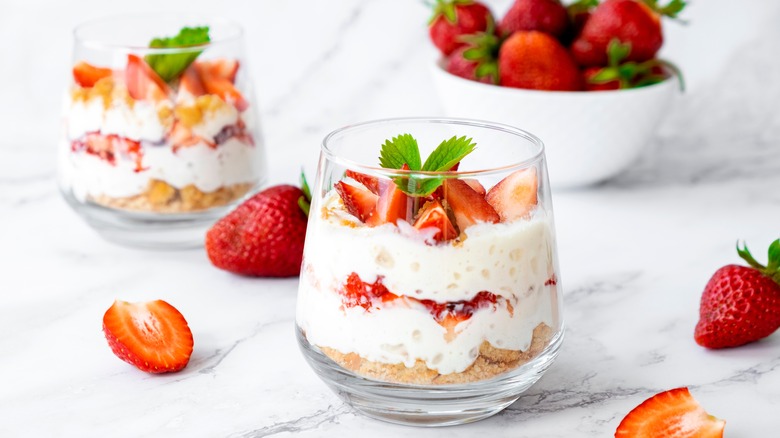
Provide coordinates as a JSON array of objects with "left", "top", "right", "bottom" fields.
[
  {"left": 196, "top": 59, "right": 240, "bottom": 83},
  {"left": 345, "top": 169, "right": 380, "bottom": 194},
  {"left": 615, "top": 387, "right": 725, "bottom": 438},
  {"left": 73, "top": 61, "right": 113, "bottom": 88},
  {"left": 442, "top": 178, "right": 499, "bottom": 232},
  {"left": 413, "top": 199, "right": 457, "bottom": 242},
  {"left": 126, "top": 54, "right": 171, "bottom": 101},
  {"left": 366, "top": 180, "right": 411, "bottom": 227},
  {"left": 196, "top": 62, "right": 248, "bottom": 111},
  {"left": 102, "top": 300, "right": 194, "bottom": 374},
  {"left": 179, "top": 65, "right": 205, "bottom": 97},
  {"left": 485, "top": 167, "right": 538, "bottom": 222},
  {"left": 335, "top": 181, "right": 378, "bottom": 223}
]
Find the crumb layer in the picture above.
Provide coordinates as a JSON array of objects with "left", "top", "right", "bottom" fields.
[
  {"left": 319, "top": 323, "right": 553, "bottom": 385},
  {"left": 89, "top": 180, "right": 253, "bottom": 213}
]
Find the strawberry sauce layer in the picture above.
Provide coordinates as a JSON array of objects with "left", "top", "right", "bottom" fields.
[
  {"left": 71, "top": 132, "right": 146, "bottom": 172},
  {"left": 340, "top": 272, "right": 502, "bottom": 325}
]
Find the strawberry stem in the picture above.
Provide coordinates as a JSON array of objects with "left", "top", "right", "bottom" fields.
[
  {"left": 299, "top": 170, "right": 312, "bottom": 217},
  {"left": 737, "top": 239, "right": 780, "bottom": 285}
]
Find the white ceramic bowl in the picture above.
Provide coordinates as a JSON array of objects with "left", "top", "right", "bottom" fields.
[{"left": 430, "top": 61, "right": 679, "bottom": 188}]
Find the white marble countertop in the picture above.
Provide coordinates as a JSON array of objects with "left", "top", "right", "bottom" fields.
[{"left": 2, "top": 0, "right": 780, "bottom": 436}]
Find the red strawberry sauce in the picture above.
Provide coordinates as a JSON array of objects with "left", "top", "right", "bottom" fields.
[{"left": 340, "top": 272, "right": 499, "bottom": 323}]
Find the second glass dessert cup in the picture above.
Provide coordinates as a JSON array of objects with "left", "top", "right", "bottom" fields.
[
  {"left": 58, "top": 15, "right": 266, "bottom": 248},
  {"left": 296, "top": 118, "right": 564, "bottom": 426}
]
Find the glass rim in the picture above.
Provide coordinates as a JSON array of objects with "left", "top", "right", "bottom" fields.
[
  {"left": 73, "top": 14, "right": 243, "bottom": 53},
  {"left": 321, "top": 117, "right": 546, "bottom": 177}
]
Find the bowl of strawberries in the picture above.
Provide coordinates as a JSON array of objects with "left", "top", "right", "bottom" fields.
[{"left": 428, "top": 0, "right": 685, "bottom": 188}]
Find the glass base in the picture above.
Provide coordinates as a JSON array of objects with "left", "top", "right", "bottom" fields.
[
  {"left": 61, "top": 189, "right": 250, "bottom": 249},
  {"left": 297, "top": 326, "right": 564, "bottom": 427}
]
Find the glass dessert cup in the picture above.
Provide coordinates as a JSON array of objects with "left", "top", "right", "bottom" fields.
[
  {"left": 296, "top": 118, "right": 564, "bottom": 426},
  {"left": 58, "top": 15, "right": 266, "bottom": 248}
]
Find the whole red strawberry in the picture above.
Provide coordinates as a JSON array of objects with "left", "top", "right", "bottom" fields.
[
  {"left": 571, "top": 0, "right": 686, "bottom": 67},
  {"left": 499, "top": 0, "right": 569, "bottom": 39},
  {"left": 695, "top": 240, "right": 780, "bottom": 349},
  {"left": 429, "top": 0, "right": 493, "bottom": 56},
  {"left": 445, "top": 30, "right": 500, "bottom": 84},
  {"left": 499, "top": 31, "right": 582, "bottom": 91},
  {"left": 206, "top": 179, "right": 311, "bottom": 277}
]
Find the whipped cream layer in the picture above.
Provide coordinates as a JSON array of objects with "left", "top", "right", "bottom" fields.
[
  {"left": 296, "top": 189, "right": 560, "bottom": 375},
  {"left": 60, "top": 137, "right": 259, "bottom": 200},
  {"left": 304, "top": 191, "right": 557, "bottom": 302},
  {"left": 61, "top": 89, "right": 260, "bottom": 199}
]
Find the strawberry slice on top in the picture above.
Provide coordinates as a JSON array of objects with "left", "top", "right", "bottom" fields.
[
  {"left": 102, "top": 299, "right": 194, "bottom": 374},
  {"left": 443, "top": 178, "right": 500, "bottom": 231},
  {"left": 335, "top": 181, "right": 378, "bottom": 223},
  {"left": 345, "top": 169, "right": 381, "bottom": 195},
  {"left": 178, "top": 65, "right": 206, "bottom": 98},
  {"left": 126, "top": 54, "right": 171, "bottom": 102},
  {"left": 73, "top": 61, "right": 113, "bottom": 88},
  {"left": 196, "top": 62, "right": 248, "bottom": 111},
  {"left": 197, "top": 59, "right": 240, "bottom": 83},
  {"left": 485, "top": 167, "right": 538, "bottom": 222},
  {"left": 366, "top": 178, "right": 410, "bottom": 227},
  {"left": 413, "top": 199, "right": 457, "bottom": 242},
  {"left": 615, "top": 387, "right": 725, "bottom": 437}
]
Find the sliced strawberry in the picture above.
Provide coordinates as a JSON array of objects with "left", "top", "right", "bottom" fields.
[
  {"left": 345, "top": 170, "right": 380, "bottom": 194},
  {"left": 73, "top": 61, "right": 113, "bottom": 88},
  {"left": 196, "top": 63, "right": 248, "bottom": 111},
  {"left": 367, "top": 179, "right": 411, "bottom": 226},
  {"left": 615, "top": 387, "right": 726, "bottom": 437},
  {"left": 335, "top": 181, "right": 378, "bottom": 223},
  {"left": 463, "top": 178, "right": 486, "bottom": 195},
  {"left": 179, "top": 65, "right": 205, "bottom": 97},
  {"left": 485, "top": 168, "right": 538, "bottom": 222},
  {"left": 443, "top": 178, "right": 500, "bottom": 232},
  {"left": 196, "top": 59, "right": 240, "bottom": 83},
  {"left": 126, "top": 54, "right": 171, "bottom": 101},
  {"left": 102, "top": 300, "right": 194, "bottom": 374},
  {"left": 413, "top": 200, "right": 457, "bottom": 242}
]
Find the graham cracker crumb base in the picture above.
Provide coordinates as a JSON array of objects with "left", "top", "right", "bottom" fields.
[
  {"left": 320, "top": 323, "right": 553, "bottom": 385},
  {"left": 89, "top": 180, "right": 254, "bottom": 213}
]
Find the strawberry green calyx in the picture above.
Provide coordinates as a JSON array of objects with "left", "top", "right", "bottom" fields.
[
  {"left": 458, "top": 22, "right": 501, "bottom": 84},
  {"left": 640, "top": 0, "right": 687, "bottom": 19},
  {"left": 737, "top": 239, "right": 780, "bottom": 285},
  {"left": 430, "top": 0, "right": 475, "bottom": 25},
  {"left": 378, "top": 133, "right": 476, "bottom": 196},
  {"left": 298, "top": 171, "right": 312, "bottom": 216},
  {"left": 589, "top": 39, "right": 680, "bottom": 90},
  {"left": 567, "top": 0, "right": 599, "bottom": 17}
]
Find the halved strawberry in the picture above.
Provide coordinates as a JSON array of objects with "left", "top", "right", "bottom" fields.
[
  {"left": 102, "top": 300, "right": 194, "bottom": 374},
  {"left": 178, "top": 65, "right": 205, "bottom": 97},
  {"left": 196, "top": 63, "right": 248, "bottom": 111},
  {"left": 615, "top": 387, "right": 725, "bottom": 437},
  {"left": 413, "top": 200, "right": 457, "bottom": 242},
  {"left": 443, "top": 178, "right": 500, "bottom": 232},
  {"left": 345, "top": 170, "right": 380, "bottom": 194},
  {"left": 485, "top": 168, "right": 538, "bottom": 222},
  {"left": 463, "top": 178, "right": 486, "bottom": 195},
  {"left": 367, "top": 180, "right": 411, "bottom": 226},
  {"left": 73, "top": 61, "right": 113, "bottom": 88},
  {"left": 335, "top": 181, "right": 378, "bottom": 222},
  {"left": 126, "top": 54, "right": 171, "bottom": 101},
  {"left": 196, "top": 59, "right": 240, "bottom": 83}
]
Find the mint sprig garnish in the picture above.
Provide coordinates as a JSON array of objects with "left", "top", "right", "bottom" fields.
[
  {"left": 378, "top": 133, "right": 476, "bottom": 196},
  {"left": 145, "top": 26, "right": 210, "bottom": 83},
  {"left": 379, "top": 134, "right": 422, "bottom": 170}
]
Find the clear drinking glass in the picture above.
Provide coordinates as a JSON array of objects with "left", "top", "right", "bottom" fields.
[
  {"left": 58, "top": 14, "right": 266, "bottom": 248},
  {"left": 296, "top": 118, "right": 564, "bottom": 426}
]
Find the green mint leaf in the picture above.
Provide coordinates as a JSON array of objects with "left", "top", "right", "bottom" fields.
[
  {"left": 378, "top": 134, "right": 422, "bottom": 170},
  {"left": 422, "top": 135, "right": 476, "bottom": 172},
  {"left": 145, "top": 26, "right": 210, "bottom": 83}
]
